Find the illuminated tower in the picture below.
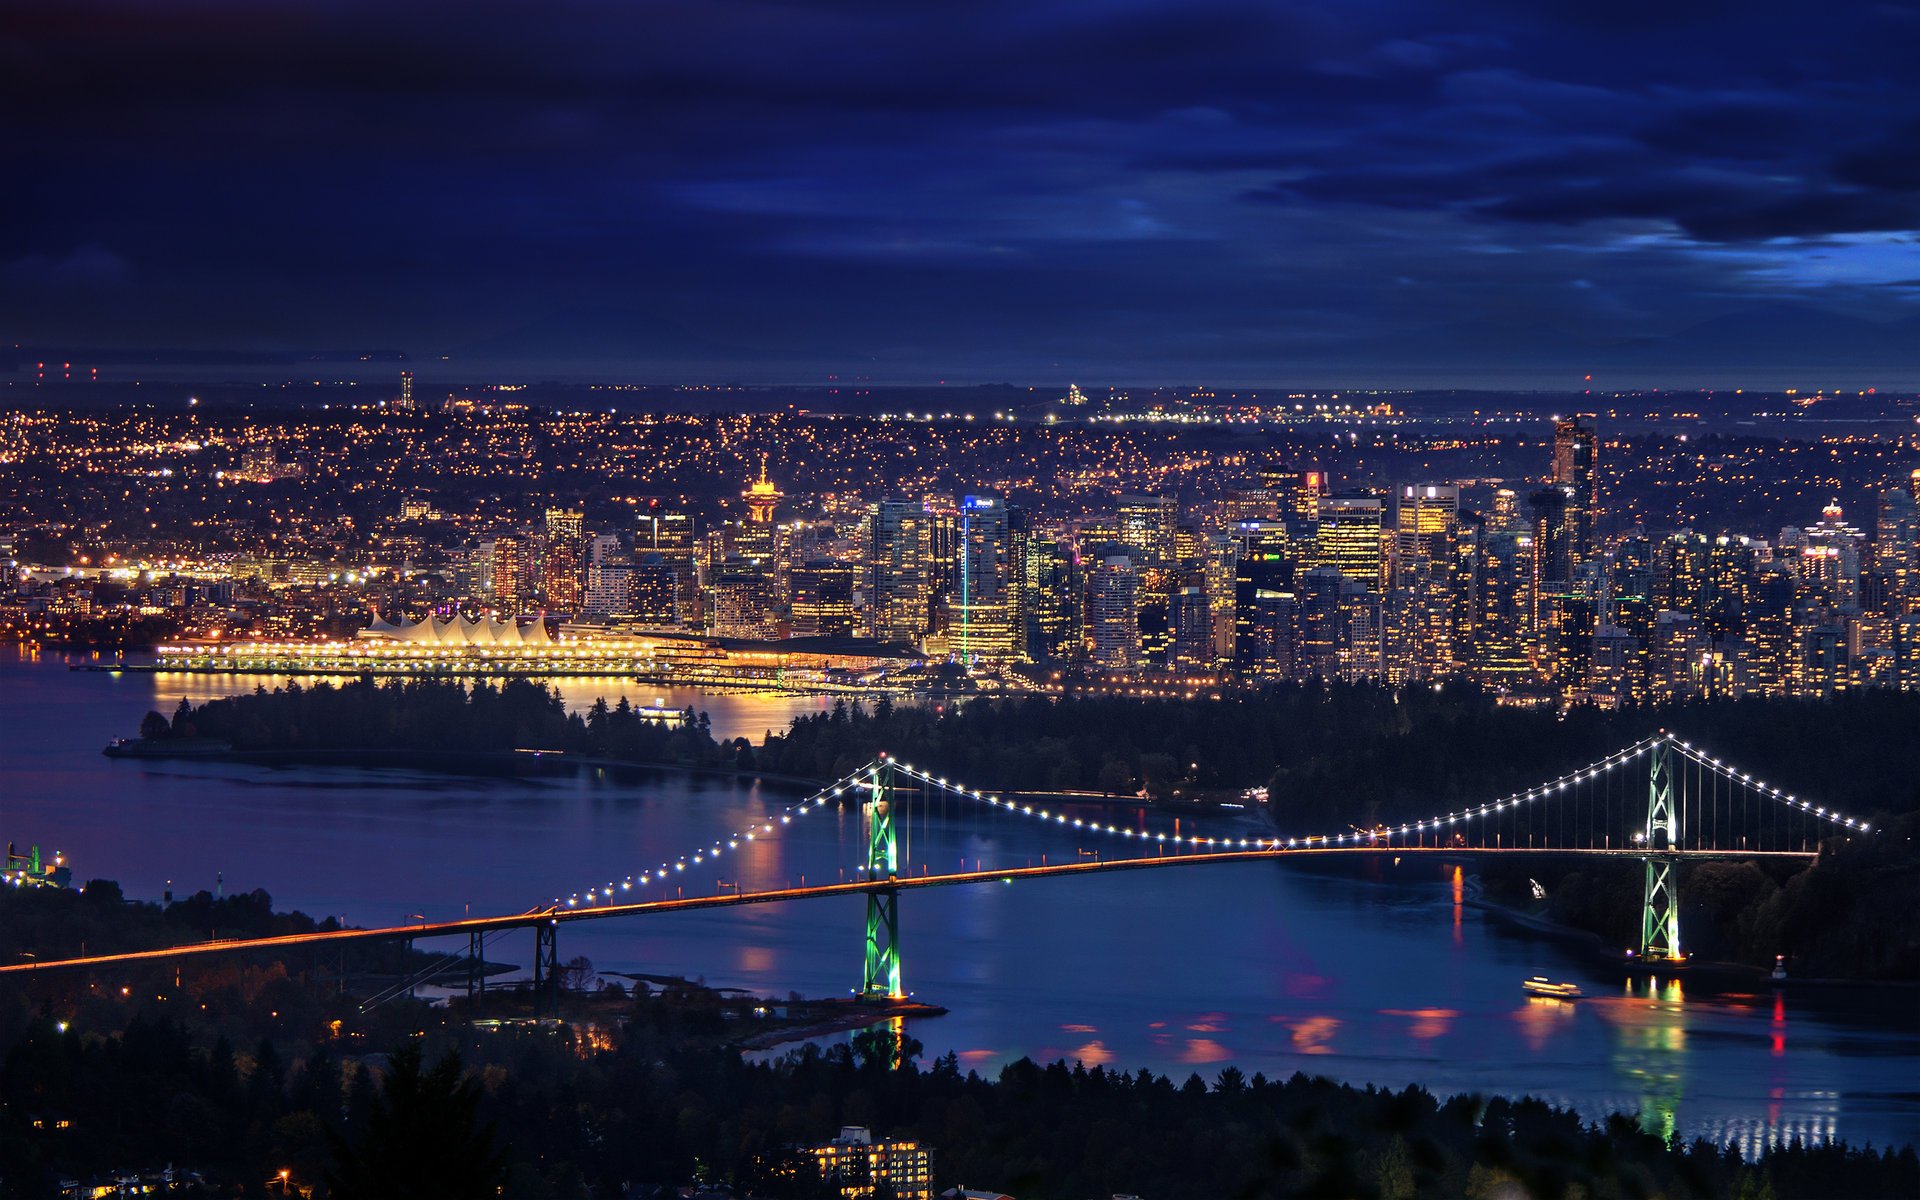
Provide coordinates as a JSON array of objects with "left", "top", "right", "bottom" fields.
[
  {"left": 395, "top": 371, "right": 415, "bottom": 412},
  {"left": 952, "top": 495, "right": 1015, "bottom": 661},
  {"left": 1316, "top": 493, "right": 1386, "bottom": 591},
  {"left": 1552, "top": 415, "right": 1599, "bottom": 566},
  {"left": 492, "top": 536, "right": 526, "bottom": 613},
  {"left": 543, "top": 508, "right": 586, "bottom": 611},
  {"left": 744, "top": 457, "right": 783, "bottom": 525},
  {"left": 868, "top": 499, "right": 933, "bottom": 645}
]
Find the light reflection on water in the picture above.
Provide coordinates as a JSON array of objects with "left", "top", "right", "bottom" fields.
[{"left": 3, "top": 650, "right": 1918, "bottom": 1153}]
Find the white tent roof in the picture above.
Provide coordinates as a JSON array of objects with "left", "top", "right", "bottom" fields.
[{"left": 358, "top": 616, "right": 554, "bottom": 649}]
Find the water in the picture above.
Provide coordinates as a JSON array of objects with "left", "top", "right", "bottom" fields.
[{"left": 4, "top": 649, "right": 1918, "bottom": 1153}]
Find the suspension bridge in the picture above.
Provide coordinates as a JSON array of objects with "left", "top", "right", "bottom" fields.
[{"left": 0, "top": 732, "right": 1870, "bottom": 1000}]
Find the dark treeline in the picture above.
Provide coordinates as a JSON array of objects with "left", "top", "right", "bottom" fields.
[
  {"left": 142, "top": 677, "right": 735, "bottom": 768},
  {"left": 757, "top": 685, "right": 1920, "bottom": 826}
]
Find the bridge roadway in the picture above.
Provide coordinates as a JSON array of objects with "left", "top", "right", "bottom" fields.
[{"left": 0, "top": 845, "right": 1816, "bottom": 977}]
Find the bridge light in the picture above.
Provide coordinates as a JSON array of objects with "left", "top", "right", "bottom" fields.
[
  {"left": 675, "top": 863, "right": 685, "bottom": 871},
  {"left": 1862, "top": 823, "right": 1872, "bottom": 832}
]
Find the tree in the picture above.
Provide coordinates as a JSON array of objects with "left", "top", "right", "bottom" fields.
[
  {"left": 138, "top": 710, "right": 171, "bottom": 740},
  {"left": 326, "top": 1045, "right": 506, "bottom": 1200}
]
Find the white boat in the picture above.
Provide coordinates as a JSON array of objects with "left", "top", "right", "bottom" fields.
[{"left": 1522, "top": 976, "right": 1583, "bottom": 1000}]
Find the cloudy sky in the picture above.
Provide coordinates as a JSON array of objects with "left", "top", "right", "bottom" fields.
[{"left": 10, "top": 1, "right": 1920, "bottom": 386}]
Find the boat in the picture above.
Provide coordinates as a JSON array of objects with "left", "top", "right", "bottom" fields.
[{"left": 1522, "top": 976, "right": 1583, "bottom": 1000}]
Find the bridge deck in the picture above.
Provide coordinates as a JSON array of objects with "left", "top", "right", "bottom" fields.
[{"left": 0, "top": 845, "right": 1816, "bottom": 976}]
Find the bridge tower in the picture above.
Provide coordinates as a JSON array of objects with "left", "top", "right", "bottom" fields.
[
  {"left": 1640, "top": 736, "right": 1682, "bottom": 962},
  {"left": 860, "top": 759, "right": 903, "bottom": 999}
]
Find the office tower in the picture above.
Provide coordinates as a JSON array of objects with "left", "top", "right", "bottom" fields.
[
  {"left": 868, "top": 499, "right": 933, "bottom": 646},
  {"left": 1528, "top": 487, "right": 1573, "bottom": 593},
  {"left": 1589, "top": 625, "right": 1645, "bottom": 707},
  {"left": 1744, "top": 566, "right": 1797, "bottom": 695},
  {"left": 1316, "top": 493, "right": 1386, "bottom": 591},
  {"left": 1022, "top": 535, "right": 1080, "bottom": 661},
  {"left": 1396, "top": 484, "right": 1461, "bottom": 678},
  {"left": 1469, "top": 531, "right": 1533, "bottom": 685},
  {"left": 1231, "top": 521, "right": 1295, "bottom": 666},
  {"left": 791, "top": 560, "right": 858, "bottom": 637},
  {"left": 1536, "top": 580, "right": 1600, "bottom": 698},
  {"left": 1490, "top": 488, "right": 1519, "bottom": 532},
  {"left": 1262, "top": 469, "right": 1326, "bottom": 528},
  {"left": 491, "top": 536, "right": 526, "bottom": 612},
  {"left": 710, "top": 556, "right": 779, "bottom": 639},
  {"left": 1169, "top": 585, "right": 1214, "bottom": 670},
  {"left": 1222, "top": 486, "right": 1279, "bottom": 523},
  {"left": 638, "top": 505, "right": 698, "bottom": 627},
  {"left": 1116, "top": 495, "right": 1177, "bottom": 570},
  {"left": 951, "top": 495, "right": 1016, "bottom": 661},
  {"left": 1648, "top": 611, "right": 1707, "bottom": 703},
  {"left": 630, "top": 553, "right": 679, "bottom": 625},
  {"left": 1553, "top": 415, "right": 1599, "bottom": 565},
  {"left": 1088, "top": 553, "right": 1140, "bottom": 668},
  {"left": 1877, "top": 489, "right": 1920, "bottom": 614},
  {"left": 394, "top": 371, "right": 415, "bottom": 413},
  {"left": 1802, "top": 501, "right": 1865, "bottom": 610},
  {"left": 542, "top": 508, "right": 586, "bottom": 611},
  {"left": 583, "top": 532, "right": 631, "bottom": 618}
]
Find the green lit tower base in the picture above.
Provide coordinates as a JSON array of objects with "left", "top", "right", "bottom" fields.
[
  {"left": 1640, "top": 737, "right": 1682, "bottom": 963},
  {"left": 860, "top": 760, "right": 903, "bottom": 999}
]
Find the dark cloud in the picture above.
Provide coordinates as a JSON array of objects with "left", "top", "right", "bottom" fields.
[{"left": 5, "top": 0, "right": 1920, "bottom": 384}]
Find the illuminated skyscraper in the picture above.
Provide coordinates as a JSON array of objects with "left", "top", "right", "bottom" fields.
[
  {"left": 1116, "top": 494, "right": 1177, "bottom": 570},
  {"left": 1021, "top": 535, "right": 1080, "bottom": 661},
  {"left": 583, "top": 532, "right": 631, "bottom": 617},
  {"left": 952, "top": 495, "right": 1016, "bottom": 661},
  {"left": 543, "top": 507, "right": 585, "bottom": 611},
  {"left": 1169, "top": 584, "right": 1214, "bottom": 670},
  {"left": 491, "top": 536, "right": 526, "bottom": 612},
  {"left": 791, "top": 561, "right": 858, "bottom": 637},
  {"left": 1316, "top": 493, "right": 1386, "bottom": 591},
  {"left": 1877, "top": 489, "right": 1920, "bottom": 614},
  {"left": 867, "top": 499, "right": 932, "bottom": 646},
  {"left": 1553, "top": 415, "right": 1599, "bottom": 565},
  {"left": 1088, "top": 553, "right": 1140, "bottom": 667}
]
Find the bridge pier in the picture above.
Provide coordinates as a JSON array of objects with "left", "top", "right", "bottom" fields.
[
  {"left": 466, "top": 930, "right": 485, "bottom": 1006},
  {"left": 533, "top": 920, "right": 558, "bottom": 1012}
]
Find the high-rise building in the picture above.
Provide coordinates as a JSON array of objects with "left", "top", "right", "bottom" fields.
[
  {"left": 1169, "top": 585, "right": 1214, "bottom": 670},
  {"left": 491, "top": 536, "right": 526, "bottom": 612},
  {"left": 637, "top": 505, "right": 698, "bottom": 627},
  {"left": 1088, "top": 553, "right": 1140, "bottom": 667},
  {"left": 951, "top": 495, "right": 1017, "bottom": 661},
  {"left": 790, "top": 561, "right": 858, "bottom": 638},
  {"left": 1553, "top": 415, "right": 1599, "bottom": 565},
  {"left": 1877, "top": 489, "right": 1920, "bottom": 614},
  {"left": 1396, "top": 484, "right": 1461, "bottom": 678},
  {"left": 583, "top": 532, "right": 631, "bottom": 617},
  {"left": 542, "top": 508, "right": 585, "bottom": 611},
  {"left": 1316, "top": 493, "right": 1386, "bottom": 591},
  {"left": 1116, "top": 495, "right": 1177, "bottom": 570},
  {"left": 394, "top": 371, "right": 415, "bottom": 413},
  {"left": 1021, "top": 535, "right": 1080, "bottom": 661},
  {"left": 867, "top": 499, "right": 932, "bottom": 646}
]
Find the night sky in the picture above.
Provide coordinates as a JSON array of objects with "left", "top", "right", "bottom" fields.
[{"left": 11, "top": 1, "right": 1920, "bottom": 386}]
